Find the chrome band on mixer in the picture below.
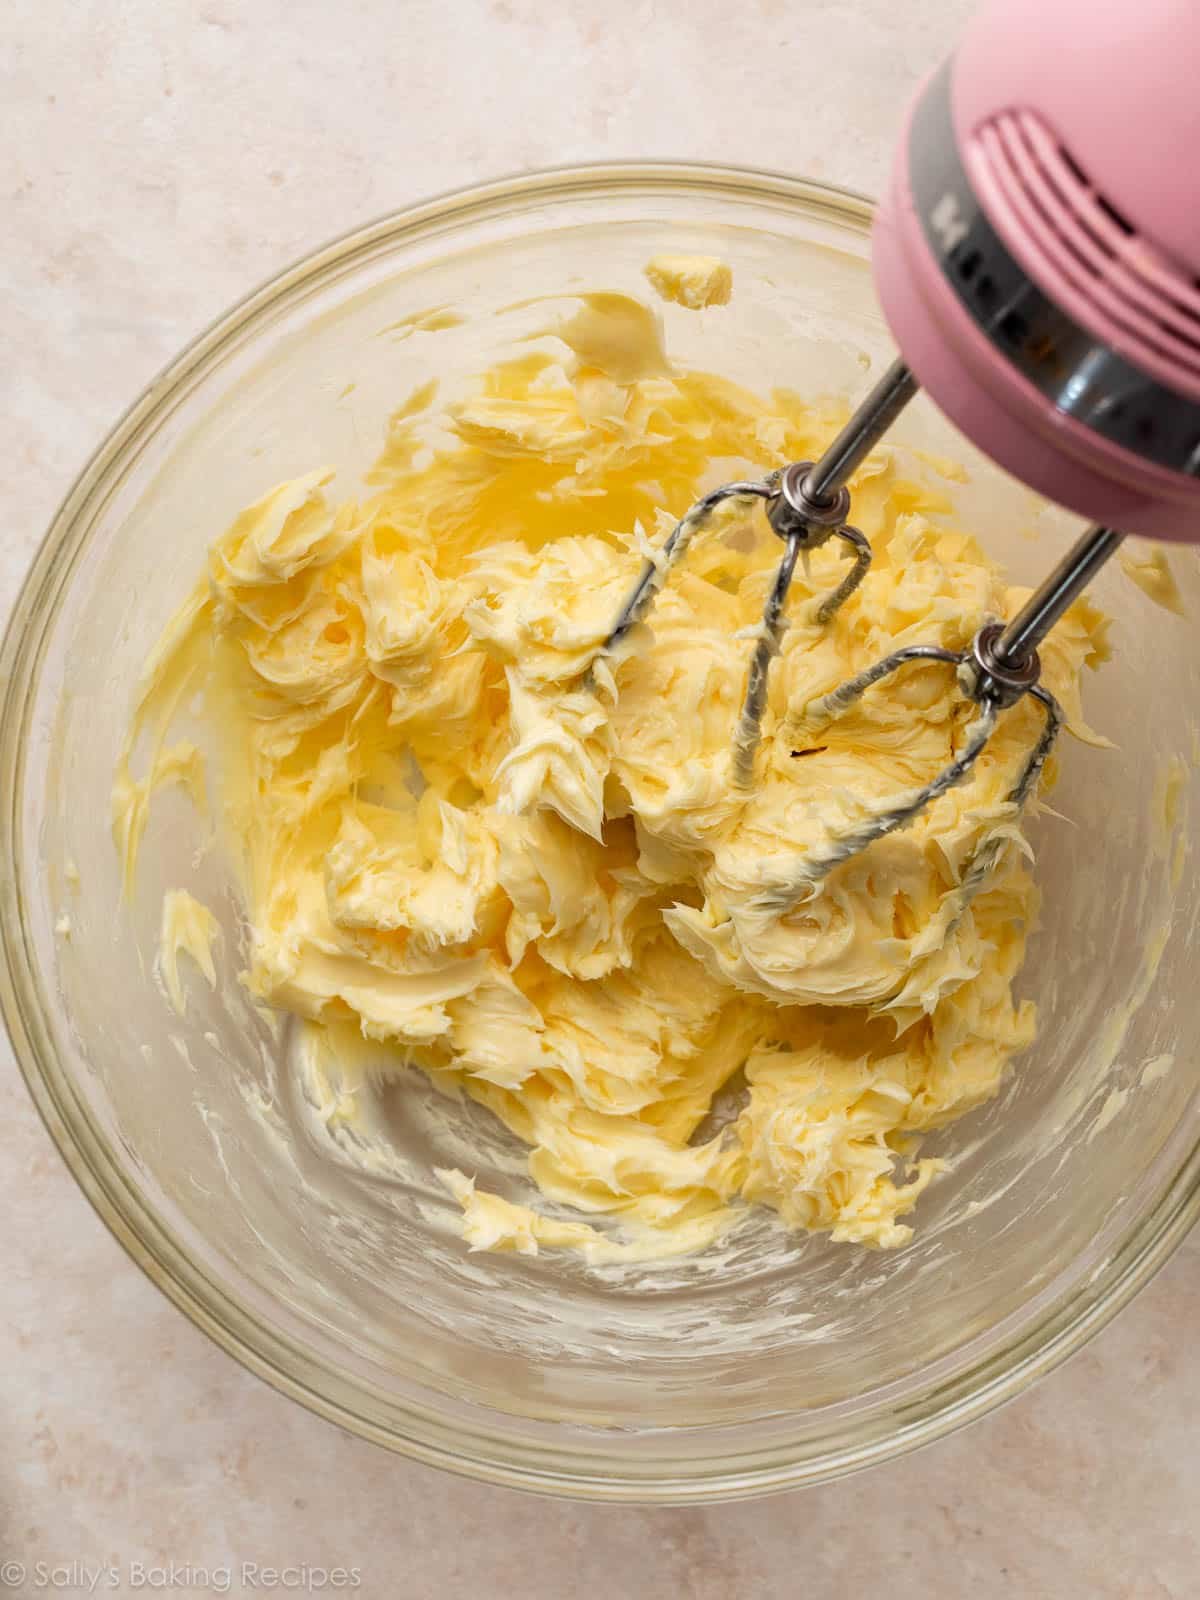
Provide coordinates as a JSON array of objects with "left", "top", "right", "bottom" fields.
[{"left": 910, "top": 61, "right": 1200, "bottom": 476}]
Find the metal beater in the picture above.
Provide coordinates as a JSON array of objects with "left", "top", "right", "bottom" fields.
[{"left": 600, "top": 358, "right": 1120, "bottom": 904}]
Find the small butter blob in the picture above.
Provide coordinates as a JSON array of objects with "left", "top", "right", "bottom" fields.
[
  {"left": 116, "top": 288, "right": 1106, "bottom": 1263},
  {"left": 158, "top": 890, "right": 220, "bottom": 1016},
  {"left": 645, "top": 253, "right": 733, "bottom": 309},
  {"left": 1120, "top": 541, "right": 1185, "bottom": 616}
]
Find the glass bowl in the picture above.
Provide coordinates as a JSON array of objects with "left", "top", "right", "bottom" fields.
[{"left": 2, "top": 163, "right": 1196, "bottom": 1503}]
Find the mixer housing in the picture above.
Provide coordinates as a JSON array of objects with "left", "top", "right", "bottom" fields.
[{"left": 872, "top": 0, "right": 1200, "bottom": 541}]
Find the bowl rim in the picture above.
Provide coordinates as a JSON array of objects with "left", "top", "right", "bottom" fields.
[{"left": 2, "top": 158, "right": 1196, "bottom": 1503}]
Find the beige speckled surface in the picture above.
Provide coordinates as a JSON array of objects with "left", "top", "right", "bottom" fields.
[{"left": 2, "top": 2, "right": 1197, "bottom": 1595}]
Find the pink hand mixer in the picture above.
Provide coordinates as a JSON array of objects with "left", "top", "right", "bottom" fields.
[{"left": 604, "top": 0, "right": 1200, "bottom": 901}]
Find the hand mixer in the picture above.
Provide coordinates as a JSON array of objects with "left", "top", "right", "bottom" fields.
[{"left": 604, "top": 0, "right": 1200, "bottom": 903}]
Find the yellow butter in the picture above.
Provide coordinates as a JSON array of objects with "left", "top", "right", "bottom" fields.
[
  {"left": 645, "top": 253, "right": 734, "bottom": 310},
  {"left": 1120, "top": 540, "right": 1185, "bottom": 616},
  {"left": 159, "top": 889, "right": 220, "bottom": 1016},
  {"left": 116, "top": 289, "right": 1105, "bottom": 1261}
]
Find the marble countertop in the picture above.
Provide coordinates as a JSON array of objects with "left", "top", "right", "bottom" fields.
[{"left": 3, "top": 2, "right": 1196, "bottom": 1595}]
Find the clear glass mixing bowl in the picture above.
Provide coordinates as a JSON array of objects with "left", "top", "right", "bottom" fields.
[{"left": 3, "top": 164, "right": 1197, "bottom": 1503}]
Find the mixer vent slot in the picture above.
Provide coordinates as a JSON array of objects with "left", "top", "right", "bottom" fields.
[{"left": 970, "top": 110, "right": 1200, "bottom": 396}]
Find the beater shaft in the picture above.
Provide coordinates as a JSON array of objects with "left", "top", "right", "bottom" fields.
[
  {"left": 962, "top": 525, "right": 1124, "bottom": 709},
  {"left": 799, "top": 359, "right": 920, "bottom": 510},
  {"left": 994, "top": 526, "right": 1125, "bottom": 672}
]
